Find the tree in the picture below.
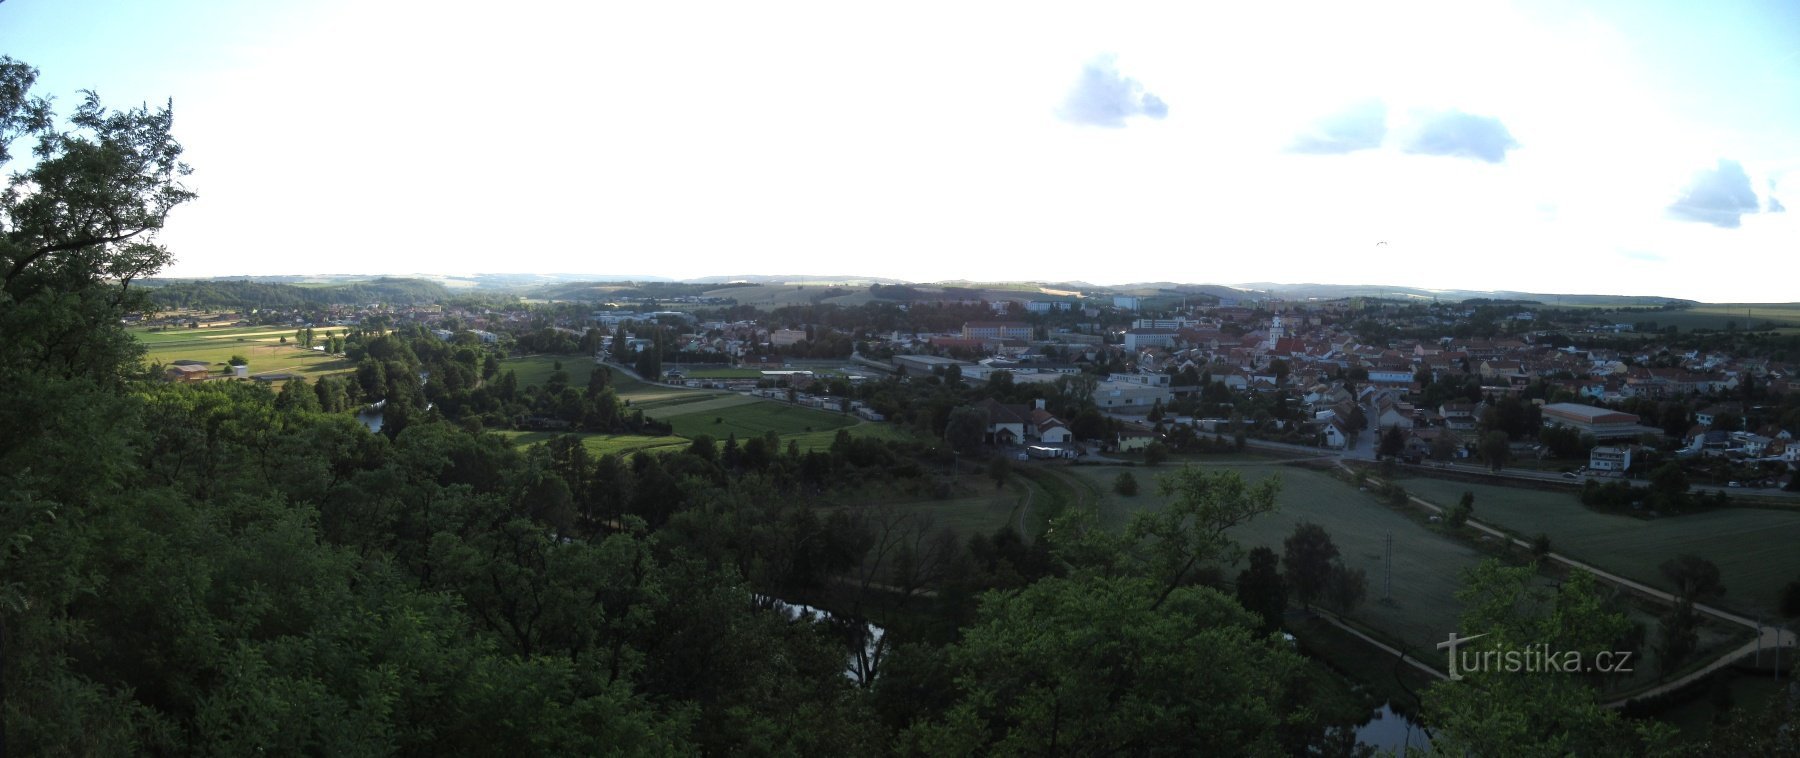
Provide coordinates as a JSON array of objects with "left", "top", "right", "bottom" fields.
[
  {"left": 1479, "top": 430, "right": 1510, "bottom": 471},
  {"left": 903, "top": 576, "right": 1306, "bottom": 755},
  {"left": 1530, "top": 532, "right": 1552, "bottom": 561},
  {"left": 1659, "top": 554, "right": 1724, "bottom": 604},
  {"left": 1122, "top": 468, "right": 1281, "bottom": 608},
  {"left": 1779, "top": 580, "right": 1800, "bottom": 619},
  {"left": 1446, "top": 490, "right": 1475, "bottom": 528},
  {"left": 228, "top": 354, "right": 248, "bottom": 366},
  {"left": 1113, "top": 471, "right": 1139, "bottom": 496},
  {"left": 1235, "top": 546, "right": 1286, "bottom": 634},
  {"left": 1143, "top": 441, "right": 1169, "bottom": 466},
  {"left": 1648, "top": 463, "right": 1690, "bottom": 511},
  {"left": 1424, "top": 562, "right": 1675, "bottom": 753},
  {"left": 1377, "top": 425, "right": 1405, "bottom": 459},
  {"left": 1322, "top": 562, "right": 1367, "bottom": 614},
  {"left": 1282, "top": 522, "right": 1338, "bottom": 610},
  {"left": 1659, "top": 600, "right": 1700, "bottom": 677},
  {"left": 943, "top": 405, "right": 988, "bottom": 454},
  {"left": 986, "top": 455, "right": 1010, "bottom": 490}
]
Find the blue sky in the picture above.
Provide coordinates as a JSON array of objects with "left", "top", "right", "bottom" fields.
[{"left": 4, "top": 0, "right": 1796, "bottom": 300}]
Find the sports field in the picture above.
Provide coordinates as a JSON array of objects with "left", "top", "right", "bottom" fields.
[
  {"left": 132, "top": 325, "right": 356, "bottom": 380},
  {"left": 1398, "top": 476, "right": 1800, "bottom": 618}
]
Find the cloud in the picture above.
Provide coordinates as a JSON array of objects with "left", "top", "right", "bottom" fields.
[
  {"left": 1621, "top": 250, "right": 1665, "bottom": 263},
  {"left": 1767, "top": 180, "right": 1785, "bottom": 213},
  {"left": 1288, "top": 100, "right": 1387, "bottom": 154},
  {"left": 1401, "top": 109, "right": 1518, "bottom": 163},
  {"left": 1056, "top": 56, "right": 1168, "bottom": 128},
  {"left": 1667, "top": 159, "right": 1761, "bottom": 228}
]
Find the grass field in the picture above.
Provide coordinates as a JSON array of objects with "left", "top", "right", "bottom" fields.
[
  {"left": 1595, "top": 303, "right": 1800, "bottom": 332},
  {"left": 493, "top": 431, "right": 690, "bottom": 457},
  {"left": 132, "top": 325, "right": 356, "bottom": 380},
  {"left": 660, "top": 399, "right": 860, "bottom": 440},
  {"left": 846, "top": 477, "right": 1030, "bottom": 540},
  {"left": 671, "top": 366, "right": 763, "bottom": 379},
  {"left": 496, "top": 355, "right": 912, "bottom": 454},
  {"left": 1062, "top": 462, "right": 1486, "bottom": 661},
  {"left": 1397, "top": 475, "right": 1800, "bottom": 618}
]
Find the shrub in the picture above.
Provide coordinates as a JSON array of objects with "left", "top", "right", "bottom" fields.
[{"left": 1114, "top": 471, "right": 1139, "bottom": 496}]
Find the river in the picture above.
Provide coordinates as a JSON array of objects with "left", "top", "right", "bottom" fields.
[
  {"left": 1355, "top": 702, "right": 1430, "bottom": 751},
  {"left": 762, "top": 597, "right": 887, "bottom": 684}
]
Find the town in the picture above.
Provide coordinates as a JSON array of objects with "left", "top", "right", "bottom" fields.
[{"left": 141, "top": 280, "right": 1800, "bottom": 495}]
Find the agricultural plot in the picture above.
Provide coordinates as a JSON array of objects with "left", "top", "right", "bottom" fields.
[
  {"left": 1597, "top": 304, "right": 1800, "bottom": 332},
  {"left": 1398, "top": 476, "right": 1800, "bottom": 618},
  {"left": 658, "top": 399, "right": 859, "bottom": 441},
  {"left": 1066, "top": 463, "right": 1485, "bottom": 662},
  {"left": 837, "top": 478, "right": 1030, "bottom": 540},
  {"left": 494, "top": 431, "right": 689, "bottom": 457},
  {"left": 497, "top": 356, "right": 907, "bottom": 453},
  {"left": 499, "top": 355, "right": 605, "bottom": 389},
  {"left": 133, "top": 326, "right": 356, "bottom": 380},
  {"left": 672, "top": 367, "right": 763, "bottom": 379}
]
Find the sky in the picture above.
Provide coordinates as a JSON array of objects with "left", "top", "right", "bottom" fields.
[{"left": 3, "top": 0, "right": 1797, "bottom": 300}]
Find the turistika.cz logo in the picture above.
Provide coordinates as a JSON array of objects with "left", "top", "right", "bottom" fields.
[{"left": 1436, "top": 632, "right": 1635, "bottom": 680}]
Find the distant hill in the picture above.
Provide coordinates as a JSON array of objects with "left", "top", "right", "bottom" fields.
[
  {"left": 1235, "top": 282, "right": 1697, "bottom": 307},
  {"left": 145, "top": 277, "right": 450, "bottom": 310}
]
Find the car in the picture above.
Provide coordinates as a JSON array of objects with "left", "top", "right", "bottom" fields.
[
  {"left": 1562, "top": 472, "right": 1579, "bottom": 479},
  {"left": 1728, "top": 481, "right": 1742, "bottom": 488}
]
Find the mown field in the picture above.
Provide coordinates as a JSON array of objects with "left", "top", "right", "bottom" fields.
[
  {"left": 1066, "top": 461, "right": 1484, "bottom": 662},
  {"left": 132, "top": 325, "right": 356, "bottom": 380},
  {"left": 497, "top": 355, "right": 913, "bottom": 454},
  {"left": 1398, "top": 476, "right": 1800, "bottom": 618},
  {"left": 912, "top": 457, "right": 1742, "bottom": 685},
  {"left": 492, "top": 431, "right": 689, "bottom": 457},
  {"left": 1596, "top": 303, "right": 1800, "bottom": 332}
]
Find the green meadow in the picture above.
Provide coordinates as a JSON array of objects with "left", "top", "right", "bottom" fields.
[{"left": 133, "top": 325, "right": 356, "bottom": 380}]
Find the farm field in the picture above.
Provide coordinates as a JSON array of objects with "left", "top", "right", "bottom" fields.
[
  {"left": 1064, "top": 462, "right": 1485, "bottom": 662},
  {"left": 493, "top": 431, "right": 689, "bottom": 457},
  {"left": 659, "top": 399, "right": 859, "bottom": 441},
  {"left": 132, "top": 326, "right": 356, "bottom": 380},
  {"left": 497, "top": 355, "right": 910, "bottom": 453},
  {"left": 671, "top": 366, "right": 763, "bottom": 379},
  {"left": 1397, "top": 476, "right": 1800, "bottom": 618},
  {"left": 843, "top": 478, "right": 1030, "bottom": 540},
  {"left": 1595, "top": 303, "right": 1800, "bottom": 331}
]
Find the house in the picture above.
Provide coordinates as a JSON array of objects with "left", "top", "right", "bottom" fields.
[
  {"left": 1321, "top": 417, "right": 1352, "bottom": 450},
  {"left": 1589, "top": 445, "right": 1633, "bottom": 472},
  {"left": 1030, "top": 406, "right": 1073, "bottom": 444},
  {"left": 1374, "top": 401, "right": 1415, "bottom": 430},
  {"left": 163, "top": 364, "right": 210, "bottom": 383},
  {"left": 976, "top": 398, "right": 1031, "bottom": 445},
  {"left": 1116, "top": 423, "right": 1156, "bottom": 451},
  {"left": 1439, "top": 401, "right": 1478, "bottom": 430}
]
